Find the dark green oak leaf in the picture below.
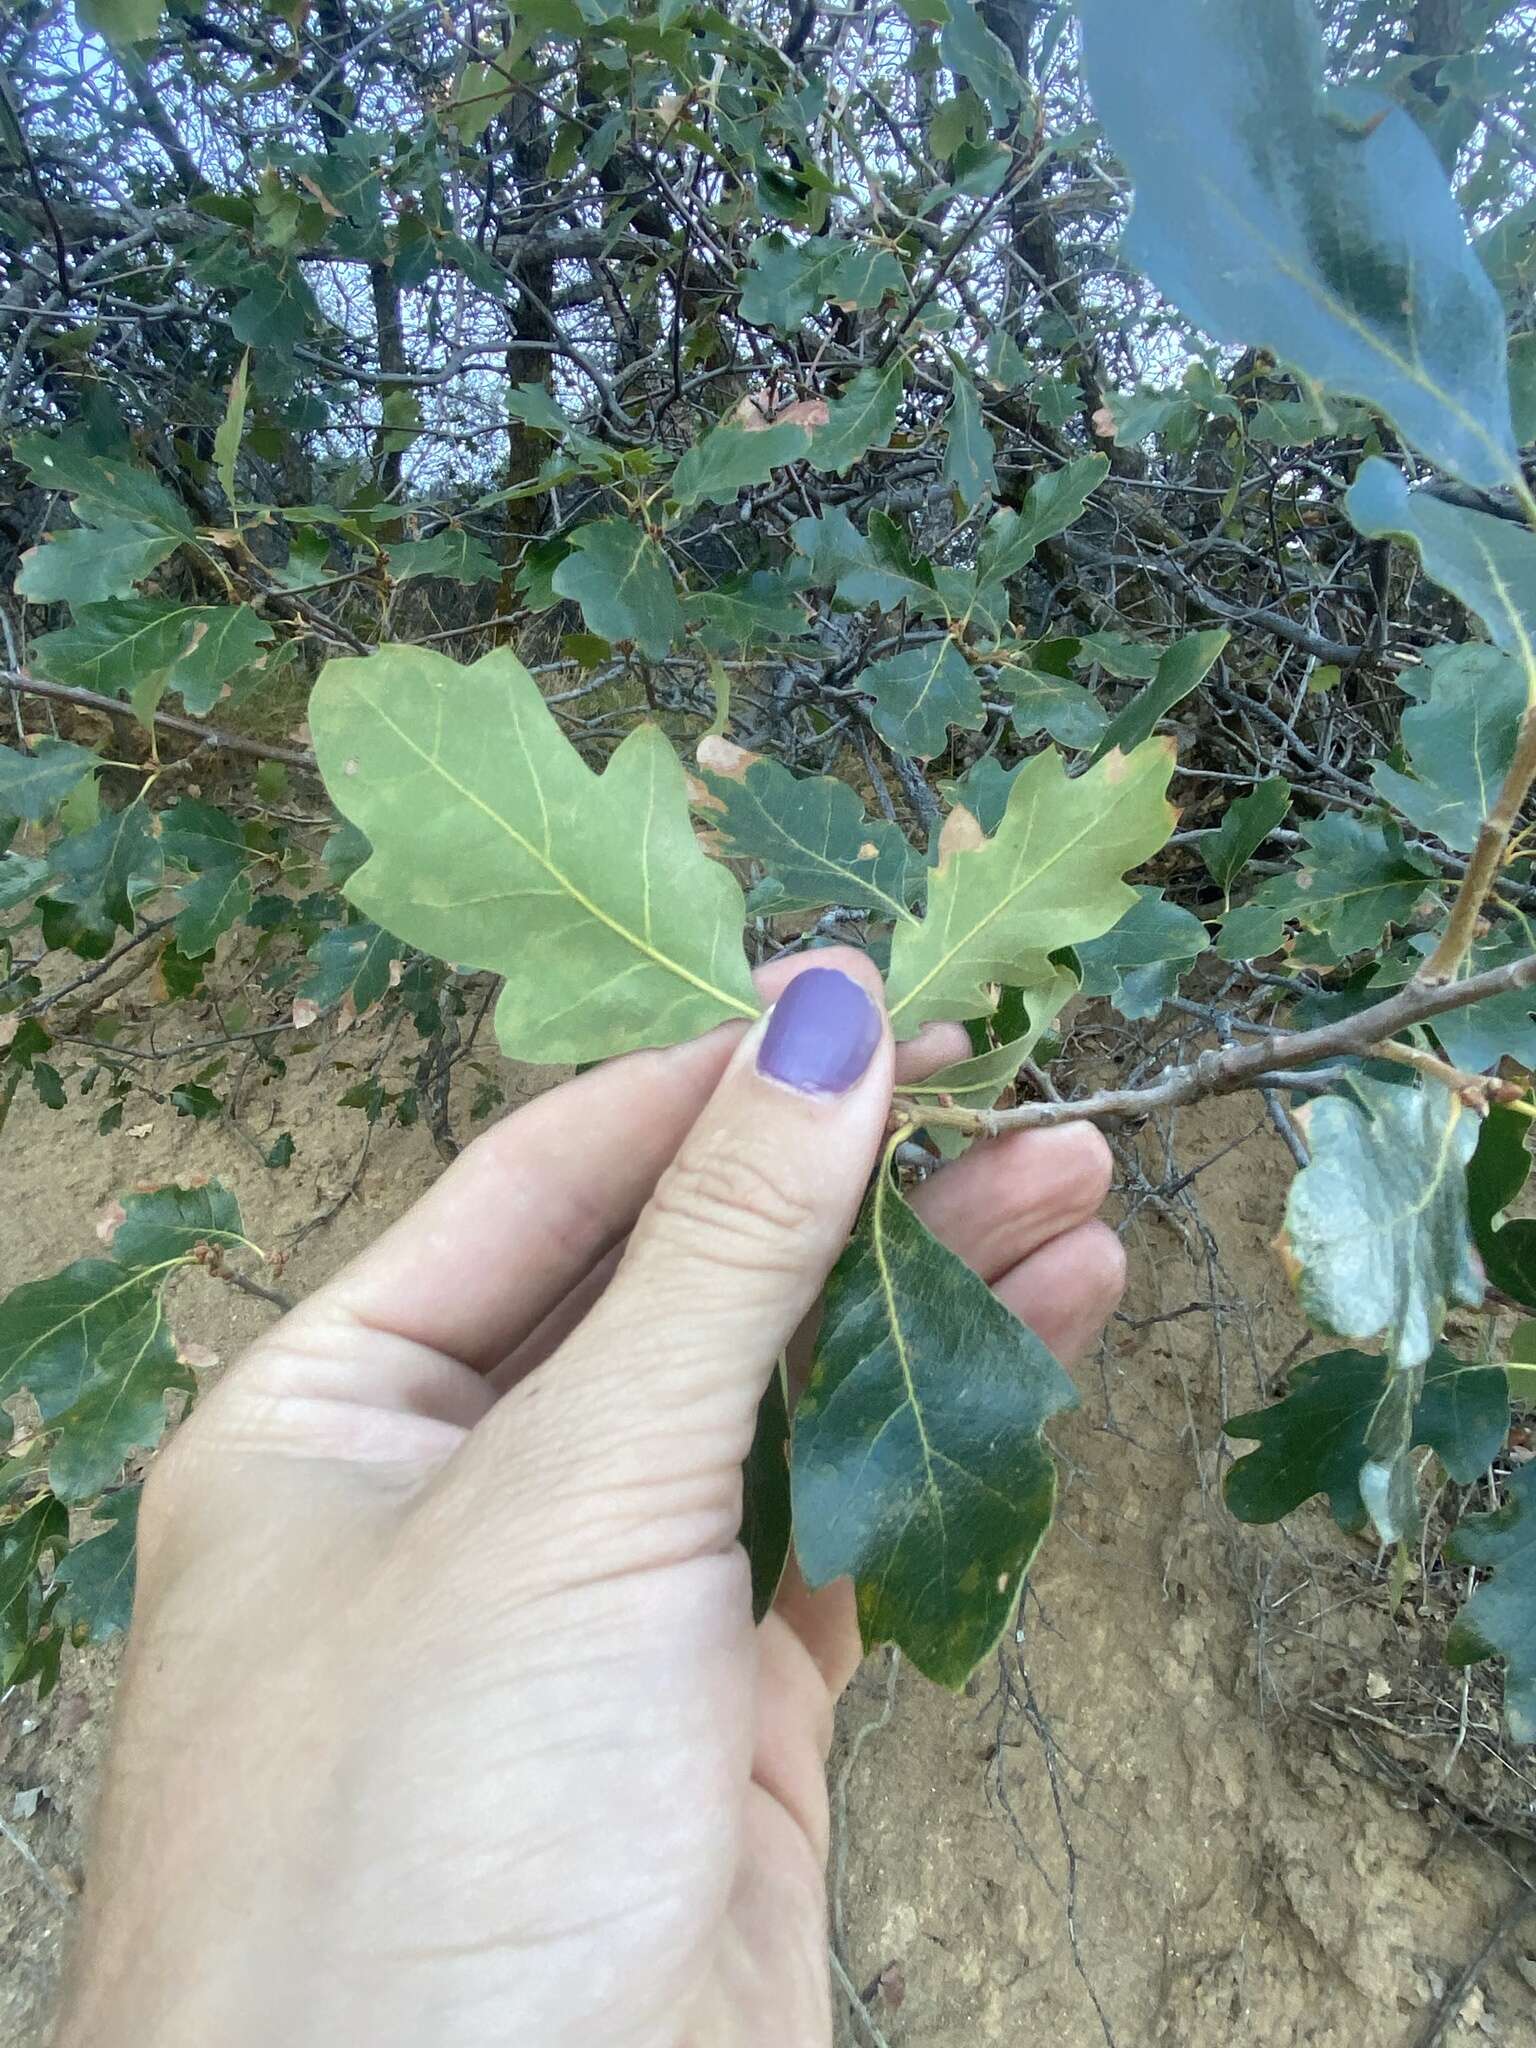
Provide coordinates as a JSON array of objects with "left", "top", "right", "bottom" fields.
[
  {"left": 975, "top": 455, "right": 1109, "bottom": 589},
  {"left": 1249, "top": 811, "right": 1437, "bottom": 959},
  {"left": 1, "top": 1497, "right": 68, "bottom": 1686},
  {"left": 159, "top": 798, "right": 255, "bottom": 957},
  {"left": 684, "top": 573, "right": 818, "bottom": 653},
  {"left": 1226, "top": 1345, "right": 1509, "bottom": 1532},
  {"left": 1198, "top": 778, "right": 1292, "bottom": 903},
  {"left": 33, "top": 601, "right": 273, "bottom": 717},
  {"left": 298, "top": 919, "right": 406, "bottom": 1019},
  {"left": 1467, "top": 1101, "right": 1536, "bottom": 1311},
  {"left": 550, "top": 519, "right": 681, "bottom": 659},
  {"left": 1281, "top": 1078, "right": 1483, "bottom": 1373},
  {"left": 1346, "top": 462, "right": 1536, "bottom": 696},
  {"left": 670, "top": 422, "right": 811, "bottom": 511},
  {"left": 942, "top": 372, "right": 996, "bottom": 510},
  {"left": 740, "top": 1369, "right": 790, "bottom": 1624},
  {"left": 998, "top": 671, "right": 1109, "bottom": 752},
  {"left": 938, "top": 0, "right": 1026, "bottom": 125},
  {"left": 833, "top": 511, "right": 942, "bottom": 616},
  {"left": 16, "top": 520, "right": 183, "bottom": 606},
  {"left": 53, "top": 1489, "right": 139, "bottom": 1642},
  {"left": 1075, "top": 887, "right": 1209, "bottom": 1021},
  {"left": 792, "top": 1157, "right": 1078, "bottom": 1686},
  {"left": 807, "top": 361, "right": 904, "bottom": 477},
  {"left": 0, "top": 1182, "right": 243, "bottom": 1505},
  {"left": 14, "top": 434, "right": 194, "bottom": 537},
  {"left": 43, "top": 801, "right": 163, "bottom": 937},
  {"left": 692, "top": 739, "right": 923, "bottom": 923},
  {"left": 1446, "top": 1462, "right": 1536, "bottom": 1743},
  {"left": 1080, "top": 0, "right": 1517, "bottom": 488},
  {"left": 859, "top": 640, "right": 983, "bottom": 759},
  {"left": 1090, "top": 630, "right": 1228, "bottom": 762},
  {"left": 386, "top": 531, "right": 498, "bottom": 584}
]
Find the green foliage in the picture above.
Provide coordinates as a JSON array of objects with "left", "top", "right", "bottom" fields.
[
  {"left": 1371, "top": 646, "right": 1523, "bottom": 854},
  {"left": 1226, "top": 1346, "right": 1509, "bottom": 1532},
  {"left": 793, "top": 1149, "right": 1077, "bottom": 1686},
  {"left": 1280, "top": 1080, "right": 1484, "bottom": 1375},
  {"left": 883, "top": 740, "right": 1177, "bottom": 1034},
  {"left": 693, "top": 742, "right": 923, "bottom": 921},
  {"left": 859, "top": 640, "right": 983, "bottom": 759},
  {"left": 311, "top": 647, "right": 760, "bottom": 1061},
  {"left": 1446, "top": 1464, "right": 1536, "bottom": 1743},
  {"left": 1347, "top": 460, "right": 1536, "bottom": 687},
  {"left": 1081, "top": 0, "right": 1518, "bottom": 486},
  {"left": 0, "top": 1184, "right": 252, "bottom": 1679},
  {"left": 1090, "top": 630, "right": 1228, "bottom": 761},
  {"left": 550, "top": 521, "right": 681, "bottom": 659},
  {"left": 1198, "top": 779, "right": 1292, "bottom": 902},
  {"left": 35, "top": 601, "right": 274, "bottom": 718},
  {"left": 3, "top": 0, "right": 1536, "bottom": 1731},
  {"left": 1076, "top": 888, "right": 1209, "bottom": 1022},
  {"left": 1467, "top": 1103, "right": 1536, "bottom": 1311}
]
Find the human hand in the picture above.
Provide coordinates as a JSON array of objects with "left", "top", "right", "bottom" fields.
[{"left": 55, "top": 950, "right": 1124, "bottom": 2048}]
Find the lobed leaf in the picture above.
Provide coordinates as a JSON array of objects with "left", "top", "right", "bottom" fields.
[
  {"left": 1279, "top": 1078, "right": 1483, "bottom": 1374},
  {"left": 670, "top": 422, "right": 811, "bottom": 510},
  {"left": 884, "top": 738, "right": 1177, "bottom": 1035},
  {"left": 1446, "top": 1463, "right": 1536, "bottom": 1743},
  {"left": 1090, "top": 629, "right": 1228, "bottom": 761},
  {"left": 1372, "top": 644, "right": 1524, "bottom": 854},
  {"left": 975, "top": 455, "right": 1108, "bottom": 589},
  {"left": 0, "top": 739, "right": 99, "bottom": 825},
  {"left": 1198, "top": 777, "right": 1292, "bottom": 903},
  {"left": 550, "top": 520, "right": 681, "bottom": 659},
  {"left": 1075, "top": 886, "right": 1209, "bottom": 1021},
  {"left": 0, "top": 1183, "right": 243, "bottom": 1505},
  {"left": 692, "top": 739, "right": 923, "bottom": 922},
  {"left": 53, "top": 1488, "right": 140, "bottom": 1643},
  {"left": 1346, "top": 461, "right": 1536, "bottom": 698},
  {"left": 310, "top": 646, "right": 760, "bottom": 1062},
  {"left": 858, "top": 640, "right": 983, "bottom": 759},
  {"left": 1226, "top": 1345, "right": 1508, "bottom": 1533}
]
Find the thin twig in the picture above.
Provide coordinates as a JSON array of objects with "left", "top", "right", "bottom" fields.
[
  {"left": 897, "top": 950, "right": 1536, "bottom": 1134},
  {"left": 2, "top": 668, "right": 318, "bottom": 770}
]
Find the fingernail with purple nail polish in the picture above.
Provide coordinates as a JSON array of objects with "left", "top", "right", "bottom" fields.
[{"left": 756, "top": 968, "right": 882, "bottom": 1097}]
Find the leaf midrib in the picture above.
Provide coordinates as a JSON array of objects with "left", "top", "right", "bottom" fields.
[
  {"left": 370, "top": 695, "right": 758, "bottom": 1019},
  {"left": 1198, "top": 167, "right": 1514, "bottom": 487},
  {"left": 888, "top": 757, "right": 1159, "bottom": 1023}
]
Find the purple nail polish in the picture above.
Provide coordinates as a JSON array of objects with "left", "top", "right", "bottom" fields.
[{"left": 756, "top": 968, "right": 882, "bottom": 1097}]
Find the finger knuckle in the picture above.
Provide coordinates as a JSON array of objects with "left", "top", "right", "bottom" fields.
[
  {"left": 1055, "top": 1121, "right": 1115, "bottom": 1209},
  {"left": 1079, "top": 1220, "right": 1129, "bottom": 1310},
  {"left": 643, "top": 1128, "right": 821, "bottom": 1269}
]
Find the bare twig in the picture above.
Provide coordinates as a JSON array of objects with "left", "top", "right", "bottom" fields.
[
  {"left": 2, "top": 668, "right": 317, "bottom": 770},
  {"left": 897, "top": 950, "right": 1536, "bottom": 1134}
]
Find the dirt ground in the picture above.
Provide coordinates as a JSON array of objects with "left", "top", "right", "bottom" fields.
[{"left": 3, "top": 1024, "right": 1536, "bottom": 2047}]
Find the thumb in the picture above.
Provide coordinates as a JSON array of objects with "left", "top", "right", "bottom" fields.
[{"left": 456, "top": 954, "right": 892, "bottom": 1549}]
